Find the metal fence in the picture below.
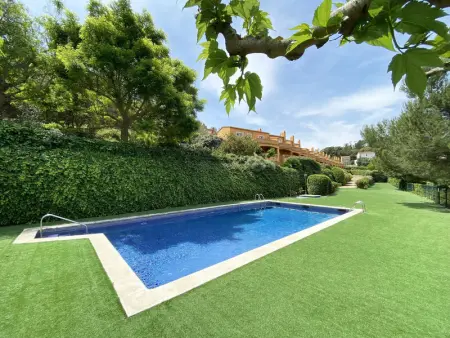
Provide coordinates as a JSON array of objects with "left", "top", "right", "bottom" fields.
[{"left": 406, "top": 183, "right": 449, "bottom": 208}]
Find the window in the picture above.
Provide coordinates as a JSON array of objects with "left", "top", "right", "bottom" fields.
[
  {"left": 236, "top": 132, "right": 243, "bottom": 136},
  {"left": 258, "top": 135, "right": 264, "bottom": 140},
  {"left": 278, "top": 138, "right": 282, "bottom": 143}
]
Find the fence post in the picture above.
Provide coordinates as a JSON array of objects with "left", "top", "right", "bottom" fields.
[{"left": 446, "top": 187, "right": 448, "bottom": 209}]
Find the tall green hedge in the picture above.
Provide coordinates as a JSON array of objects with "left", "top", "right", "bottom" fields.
[
  {"left": 0, "top": 122, "right": 301, "bottom": 226},
  {"left": 282, "top": 157, "right": 322, "bottom": 188},
  {"left": 307, "top": 174, "right": 332, "bottom": 196},
  {"left": 331, "top": 167, "right": 346, "bottom": 185}
]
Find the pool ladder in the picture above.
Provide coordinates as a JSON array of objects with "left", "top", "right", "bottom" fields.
[
  {"left": 255, "top": 194, "right": 266, "bottom": 210},
  {"left": 40, "top": 214, "right": 88, "bottom": 238}
]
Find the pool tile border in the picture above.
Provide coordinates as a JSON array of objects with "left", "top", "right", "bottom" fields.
[{"left": 14, "top": 201, "right": 363, "bottom": 317}]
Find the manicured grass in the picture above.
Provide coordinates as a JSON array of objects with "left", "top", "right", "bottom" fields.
[{"left": 1, "top": 184, "right": 450, "bottom": 337}]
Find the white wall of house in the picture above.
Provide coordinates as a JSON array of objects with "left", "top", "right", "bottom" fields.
[{"left": 356, "top": 151, "right": 376, "bottom": 159}]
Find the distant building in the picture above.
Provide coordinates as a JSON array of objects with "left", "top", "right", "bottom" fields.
[
  {"left": 356, "top": 150, "right": 376, "bottom": 165},
  {"left": 206, "top": 127, "right": 217, "bottom": 135},
  {"left": 216, "top": 126, "right": 343, "bottom": 167},
  {"left": 340, "top": 156, "right": 352, "bottom": 166}
]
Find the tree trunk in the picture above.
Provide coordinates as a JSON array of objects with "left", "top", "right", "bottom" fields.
[{"left": 121, "top": 115, "right": 131, "bottom": 142}]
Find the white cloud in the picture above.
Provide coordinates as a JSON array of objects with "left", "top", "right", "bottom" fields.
[
  {"left": 295, "top": 85, "right": 407, "bottom": 118},
  {"left": 296, "top": 121, "right": 361, "bottom": 150}
]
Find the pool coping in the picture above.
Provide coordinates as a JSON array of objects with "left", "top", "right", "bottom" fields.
[{"left": 14, "top": 201, "right": 363, "bottom": 317}]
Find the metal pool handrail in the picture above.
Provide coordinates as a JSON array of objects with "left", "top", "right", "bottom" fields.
[
  {"left": 40, "top": 214, "right": 88, "bottom": 238},
  {"left": 254, "top": 194, "right": 265, "bottom": 201}
]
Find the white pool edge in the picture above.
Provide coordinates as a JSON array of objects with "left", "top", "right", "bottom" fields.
[{"left": 14, "top": 201, "right": 363, "bottom": 317}]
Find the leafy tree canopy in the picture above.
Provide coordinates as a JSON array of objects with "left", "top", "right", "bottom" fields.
[
  {"left": 185, "top": 0, "right": 450, "bottom": 112},
  {"left": 362, "top": 75, "right": 450, "bottom": 185},
  {"left": 2, "top": 0, "right": 204, "bottom": 144},
  {"left": 218, "top": 134, "right": 262, "bottom": 155}
]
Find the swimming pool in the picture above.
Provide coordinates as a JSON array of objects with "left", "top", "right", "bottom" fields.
[
  {"left": 17, "top": 201, "right": 361, "bottom": 316},
  {"left": 39, "top": 202, "right": 347, "bottom": 288}
]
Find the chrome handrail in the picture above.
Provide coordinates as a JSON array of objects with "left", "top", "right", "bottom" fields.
[{"left": 39, "top": 214, "right": 88, "bottom": 238}]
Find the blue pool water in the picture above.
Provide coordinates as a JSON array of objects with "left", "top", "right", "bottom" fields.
[{"left": 40, "top": 203, "right": 346, "bottom": 288}]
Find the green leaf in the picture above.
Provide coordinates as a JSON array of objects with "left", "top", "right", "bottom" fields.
[
  {"left": 368, "top": 6, "right": 384, "bottom": 18},
  {"left": 290, "top": 23, "right": 310, "bottom": 31},
  {"left": 405, "top": 33, "right": 428, "bottom": 47},
  {"left": 334, "top": 3, "right": 344, "bottom": 9},
  {"left": 398, "top": 1, "right": 449, "bottom": 38},
  {"left": 196, "top": 16, "right": 207, "bottom": 43},
  {"left": 235, "top": 77, "right": 245, "bottom": 103},
  {"left": 220, "top": 85, "right": 236, "bottom": 115},
  {"left": 327, "top": 12, "right": 343, "bottom": 28},
  {"left": 241, "top": 72, "right": 262, "bottom": 112},
  {"left": 203, "top": 48, "right": 228, "bottom": 80},
  {"left": 388, "top": 49, "right": 443, "bottom": 96},
  {"left": 287, "top": 26, "right": 312, "bottom": 53},
  {"left": 388, "top": 54, "right": 406, "bottom": 88},
  {"left": 405, "top": 48, "right": 443, "bottom": 68},
  {"left": 405, "top": 65, "right": 427, "bottom": 98},
  {"left": 366, "top": 34, "right": 395, "bottom": 52},
  {"left": 246, "top": 72, "right": 262, "bottom": 100},
  {"left": 184, "top": 0, "right": 201, "bottom": 9},
  {"left": 313, "top": 0, "right": 332, "bottom": 27}
]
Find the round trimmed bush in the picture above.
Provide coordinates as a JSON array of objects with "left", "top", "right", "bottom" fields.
[
  {"left": 331, "top": 167, "right": 346, "bottom": 185},
  {"left": 307, "top": 174, "right": 332, "bottom": 195},
  {"left": 356, "top": 177, "right": 370, "bottom": 189},
  {"left": 344, "top": 172, "right": 352, "bottom": 184},
  {"left": 321, "top": 168, "right": 335, "bottom": 182},
  {"left": 330, "top": 181, "right": 340, "bottom": 194}
]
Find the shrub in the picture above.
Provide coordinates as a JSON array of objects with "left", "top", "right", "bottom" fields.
[
  {"left": 321, "top": 168, "right": 335, "bottom": 182},
  {"left": 366, "top": 175, "right": 375, "bottom": 186},
  {"left": 330, "top": 181, "right": 340, "bottom": 194},
  {"left": 307, "top": 174, "right": 332, "bottom": 195},
  {"left": 190, "top": 134, "right": 222, "bottom": 150},
  {"left": 349, "top": 169, "right": 373, "bottom": 176},
  {"left": 265, "top": 147, "right": 277, "bottom": 159},
  {"left": 331, "top": 167, "right": 346, "bottom": 185},
  {"left": 282, "top": 157, "right": 322, "bottom": 189},
  {"left": 0, "top": 121, "right": 301, "bottom": 226},
  {"left": 218, "top": 134, "right": 262, "bottom": 156},
  {"left": 371, "top": 170, "right": 388, "bottom": 182},
  {"left": 244, "top": 156, "right": 276, "bottom": 172},
  {"left": 388, "top": 177, "right": 407, "bottom": 190},
  {"left": 344, "top": 172, "right": 353, "bottom": 184},
  {"left": 282, "top": 157, "right": 321, "bottom": 174},
  {"left": 356, "top": 177, "right": 370, "bottom": 189}
]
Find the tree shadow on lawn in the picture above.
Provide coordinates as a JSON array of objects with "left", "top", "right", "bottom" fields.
[{"left": 398, "top": 202, "right": 450, "bottom": 213}]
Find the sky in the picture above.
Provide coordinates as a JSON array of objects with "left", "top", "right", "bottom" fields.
[{"left": 22, "top": 0, "right": 410, "bottom": 149}]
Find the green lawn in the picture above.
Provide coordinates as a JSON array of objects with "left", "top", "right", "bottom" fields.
[{"left": 1, "top": 184, "right": 450, "bottom": 337}]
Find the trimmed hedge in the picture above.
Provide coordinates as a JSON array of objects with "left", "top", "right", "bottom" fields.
[
  {"left": 282, "top": 157, "right": 322, "bottom": 188},
  {"left": 331, "top": 167, "right": 346, "bottom": 185},
  {"left": 388, "top": 177, "right": 407, "bottom": 190},
  {"left": 344, "top": 172, "right": 353, "bottom": 184},
  {"left": 366, "top": 175, "right": 375, "bottom": 186},
  {"left": 331, "top": 181, "right": 340, "bottom": 194},
  {"left": 0, "top": 122, "right": 301, "bottom": 226},
  {"left": 307, "top": 174, "right": 332, "bottom": 195},
  {"left": 356, "top": 177, "right": 370, "bottom": 189},
  {"left": 321, "top": 168, "right": 335, "bottom": 182}
]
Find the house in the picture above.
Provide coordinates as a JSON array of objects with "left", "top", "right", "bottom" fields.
[
  {"left": 216, "top": 126, "right": 343, "bottom": 167},
  {"left": 356, "top": 150, "right": 376, "bottom": 165},
  {"left": 356, "top": 150, "right": 376, "bottom": 159},
  {"left": 340, "top": 156, "right": 352, "bottom": 166}
]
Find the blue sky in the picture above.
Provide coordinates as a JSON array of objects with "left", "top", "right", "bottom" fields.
[{"left": 22, "top": 0, "right": 409, "bottom": 149}]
